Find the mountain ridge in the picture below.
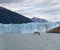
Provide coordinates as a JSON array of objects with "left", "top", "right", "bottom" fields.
[
  {"left": 0, "top": 6, "right": 32, "bottom": 24},
  {"left": 31, "top": 17, "right": 48, "bottom": 22}
]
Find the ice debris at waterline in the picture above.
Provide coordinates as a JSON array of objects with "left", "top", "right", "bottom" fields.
[{"left": 0, "top": 22, "right": 59, "bottom": 34}]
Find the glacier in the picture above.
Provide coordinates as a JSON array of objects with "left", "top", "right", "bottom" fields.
[{"left": 0, "top": 22, "right": 59, "bottom": 34}]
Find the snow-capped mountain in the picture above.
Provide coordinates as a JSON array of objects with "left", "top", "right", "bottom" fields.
[{"left": 31, "top": 17, "right": 48, "bottom": 22}]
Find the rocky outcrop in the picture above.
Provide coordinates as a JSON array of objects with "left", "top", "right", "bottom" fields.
[{"left": 47, "top": 26, "right": 60, "bottom": 33}]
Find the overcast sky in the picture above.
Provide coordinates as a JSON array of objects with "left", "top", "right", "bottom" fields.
[{"left": 0, "top": 0, "right": 60, "bottom": 22}]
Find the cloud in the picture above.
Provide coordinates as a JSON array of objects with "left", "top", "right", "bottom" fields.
[
  {"left": 0, "top": 0, "right": 60, "bottom": 22},
  {"left": 0, "top": 0, "right": 24, "bottom": 3}
]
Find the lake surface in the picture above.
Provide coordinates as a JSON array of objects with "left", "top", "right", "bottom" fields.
[{"left": 0, "top": 33, "right": 60, "bottom": 50}]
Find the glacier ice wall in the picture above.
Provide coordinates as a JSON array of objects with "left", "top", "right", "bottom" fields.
[{"left": 0, "top": 22, "right": 59, "bottom": 34}]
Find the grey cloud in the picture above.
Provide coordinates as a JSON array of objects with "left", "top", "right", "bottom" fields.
[
  {"left": 0, "top": 0, "right": 60, "bottom": 22},
  {"left": 0, "top": 0, "right": 24, "bottom": 3}
]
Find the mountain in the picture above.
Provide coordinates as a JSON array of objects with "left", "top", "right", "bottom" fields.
[
  {"left": 0, "top": 6, "right": 32, "bottom": 24},
  {"left": 31, "top": 17, "right": 48, "bottom": 22},
  {"left": 47, "top": 26, "right": 60, "bottom": 33}
]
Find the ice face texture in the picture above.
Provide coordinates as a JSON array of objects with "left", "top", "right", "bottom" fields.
[{"left": 0, "top": 22, "right": 59, "bottom": 34}]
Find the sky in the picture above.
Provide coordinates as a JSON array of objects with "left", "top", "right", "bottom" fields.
[{"left": 0, "top": 0, "right": 60, "bottom": 22}]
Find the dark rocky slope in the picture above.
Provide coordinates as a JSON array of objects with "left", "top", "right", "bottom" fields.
[
  {"left": 47, "top": 26, "right": 60, "bottom": 33},
  {"left": 0, "top": 6, "right": 32, "bottom": 24}
]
